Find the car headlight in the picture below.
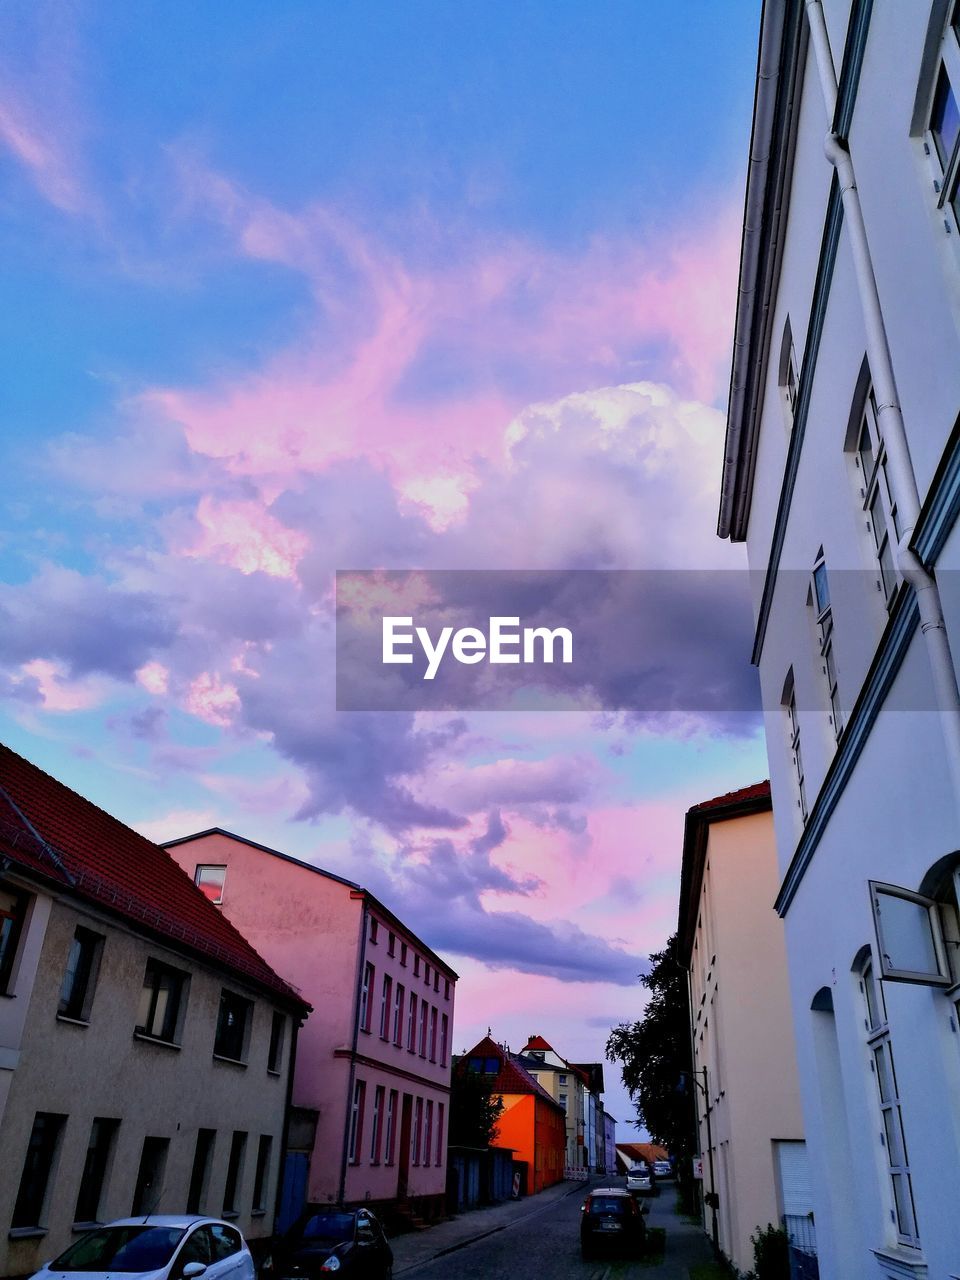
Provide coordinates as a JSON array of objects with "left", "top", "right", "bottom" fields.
[{"left": 319, "top": 1258, "right": 340, "bottom": 1273}]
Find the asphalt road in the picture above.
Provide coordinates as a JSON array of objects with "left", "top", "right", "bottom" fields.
[{"left": 399, "top": 1182, "right": 706, "bottom": 1280}]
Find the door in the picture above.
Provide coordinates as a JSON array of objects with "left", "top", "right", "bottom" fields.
[
  {"left": 397, "top": 1094, "right": 413, "bottom": 1200},
  {"left": 277, "top": 1151, "right": 309, "bottom": 1235}
]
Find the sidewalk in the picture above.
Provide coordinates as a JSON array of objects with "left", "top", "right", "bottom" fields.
[{"left": 390, "top": 1177, "right": 589, "bottom": 1275}]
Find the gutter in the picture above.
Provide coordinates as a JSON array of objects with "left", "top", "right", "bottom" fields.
[{"left": 719, "top": 0, "right": 789, "bottom": 539}]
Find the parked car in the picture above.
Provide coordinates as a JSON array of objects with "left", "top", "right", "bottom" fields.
[
  {"left": 265, "top": 1207, "right": 393, "bottom": 1279},
  {"left": 653, "top": 1159, "right": 673, "bottom": 1180},
  {"left": 580, "top": 1188, "right": 647, "bottom": 1259},
  {"left": 30, "top": 1217, "right": 255, "bottom": 1280},
  {"left": 625, "top": 1163, "right": 655, "bottom": 1195}
]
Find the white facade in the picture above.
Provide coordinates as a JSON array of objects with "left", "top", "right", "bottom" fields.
[{"left": 721, "top": 2, "right": 960, "bottom": 1277}]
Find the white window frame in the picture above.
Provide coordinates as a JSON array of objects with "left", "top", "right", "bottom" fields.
[
  {"left": 855, "top": 388, "right": 900, "bottom": 608},
  {"left": 811, "top": 553, "right": 843, "bottom": 739},
  {"left": 921, "top": 3, "right": 960, "bottom": 235},
  {"left": 859, "top": 956, "right": 920, "bottom": 1248},
  {"left": 869, "top": 880, "right": 952, "bottom": 986},
  {"left": 785, "top": 684, "right": 808, "bottom": 822}
]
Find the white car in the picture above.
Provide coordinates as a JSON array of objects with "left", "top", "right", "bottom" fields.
[
  {"left": 625, "top": 1165, "right": 654, "bottom": 1195},
  {"left": 31, "top": 1216, "right": 255, "bottom": 1280}
]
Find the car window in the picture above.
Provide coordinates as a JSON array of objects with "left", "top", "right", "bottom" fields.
[
  {"left": 589, "top": 1197, "right": 627, "bottom": 1215},
  {"left": 210, "top": 1225, "right": 242, "bottom": 1261},
  {"left": 51, "top": 1227, "right": 186, "bottom": 1272},
  {"left": 176, "top": 1228, "right": 214, "bottom": 1271},
  {"left": 298, "top": 1213, "right": 355, "bottom": 1243}
]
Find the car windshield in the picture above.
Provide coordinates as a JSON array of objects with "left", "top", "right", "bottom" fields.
[
  {"left": 298, "top": 1213, "right": 355, "bottom": 1243},
  {"left": 590, "top": 1198, "right": 627, "bottom": 1215},
  {"left": 51, "top": 1226, "right": 187, "bottom": 1272}
]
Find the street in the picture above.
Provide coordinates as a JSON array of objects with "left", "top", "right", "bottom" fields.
[{"left": 394, "top": 1180, "right": 714, "bottom": 1280}]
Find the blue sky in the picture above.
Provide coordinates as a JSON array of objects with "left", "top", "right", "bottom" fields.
[{"left": 0, "top": 0, "right": 767, "bottom": 1134}]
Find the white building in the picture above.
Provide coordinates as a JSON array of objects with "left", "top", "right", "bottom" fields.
[{"left": 721, "top": 2, "right": 960, "bottom": 1277}]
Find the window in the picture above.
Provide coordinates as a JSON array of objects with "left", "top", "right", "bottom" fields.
[
  {"left": 74, "top": 1118, "right": 119, "bottom": 1224},
  {"left": 440, "top": 1013, "right": 449, "bottom": 1066},
  {"left": 211, "top": 1225, "right": 242, "bottom": 1260},
  {"left": 412, "top": 1097, "right": 423, "bottom": 1165},
  {"left": 359, "top": 962, "right": 374, "bottom": 1033},
  {"left": 433, "top": 970, "right": 440, "bottom": 992},
  {"left": 859, "top": 955, "right": 919, "bottom": 1246},
  {"left": 384, "top": 1090, "right": 398, "bottom": 1164},
  {"left": 413, "top": 955, "right": 421, "bottom": 977},
  {"left": 419, "top": 999, "right": 429, "bottom": 1057},
  {"left": 436, "top": 1101, "right": 445, "bottom": 1166},
  {"left": 854, "top": 387, "right": 900, "bottom": 606},
  {"left": 59, "top": 926, "right": 104, "bottom": 1022},
  {"left": 379, "top": 974, "right": 392, "bottom": 1040},
  {"left": 923, "top": 8, "right": 960, "bottom": 231},
  {"left": 222, "top": 1132, "right": 247, "bottom": 1216},
  {"left": 187, "top": 1129, "right": 216, "bottom": 1214},
  {"left": 407, "top": 992, "right": 418, "bottom": 1052},
  {"left": 387, "top": 931, "right": 396, "bottom": 957},
  {"left": 136, "top": 959, "right": 188, "bottom": 1044},
  {"left": 559, "top": 1092, "right": 568, "bottom": 1113},
  {"left": 369, "top": 917, "right": 379, "bottom": 945},
  {"left": 429, "top": 1006, "right": 438, "bottom": 1062},
  {"left": 444, "top": 978, "right": 450, "bottom": 1000},
  {"left": 424, "top": 1101, "right": 433, "bottom": 1167},
  {"left": 783, "top": 675, "right": 808, "bottom": 822},
  {"left": 811, "top": 551, "right": 843, "bottom": 738},
  {"left": 558, "top": 1073, "right": 567, "bottom": 1085},
  {"left": 178, "top": 1226, "right": 214, "bottom": 1269},
  {"left": 400, "top": 942, "right": 408, "bottom": 966},
  {"left": 348, "top": 1080, "right": 366, "bottom": 1164},
  {"left": 393, "top": 983, "right": 405, "bottom": 1046},
  {"left": 214, "top": 990, "right": 253, "bottom": 1062},
  {"left": 424, "top": 962, "right": 431, "bottom": 986},
  {"left": 0, "top": 882, "right": 30, "bottom": 994},
  {"left": 778, "top": 317, "right": 800, "bottom": 432},
  {"left": 12, "top": 1112, "right": 66, "bottom": 1228},
  {"left": 869, "top": 880, "right": 951, "bottom": 984},
  {"left": 194, "top": 865, "right": 226, "bottom": 905},
  {"left": 268, "top": 1011, "right": 285, "bottom": 1073},
  {"left": 252, "top": 1135, "right": 272, "bottom": 1213},
  {"left": 132, "top": 1136, "right": 170, "bottom": 1216},
  {"left": 370, "top": 1086, "right": 385, "bottom": 1163}
]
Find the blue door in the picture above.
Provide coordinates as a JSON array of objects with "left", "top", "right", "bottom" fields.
[{"left": 277, "top": 1152, "right": 309, "bottom": 1234}]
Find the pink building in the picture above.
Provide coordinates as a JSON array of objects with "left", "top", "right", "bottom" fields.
[{"left": 164, "top": 829, "right": 457, "bottom": 1222}]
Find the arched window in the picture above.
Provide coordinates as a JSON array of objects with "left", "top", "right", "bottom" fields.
[
  {"left": 855, "top": 947, "right": 920, "bottom": 1246},
  {"left": 778, "top": 317, "right": 800, "bottom": 432}
]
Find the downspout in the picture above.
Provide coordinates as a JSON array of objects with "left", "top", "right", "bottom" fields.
[
  {"left": 805, "top": 0, "right": 960, "bottom": 811},
  {"left": 338, "top": 899, "right": 369, "bottom": 1205}
]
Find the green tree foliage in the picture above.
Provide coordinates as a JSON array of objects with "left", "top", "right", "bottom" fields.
[
  {"left": 449, "top": 1063, "right": 506, "bottom": 1148},
  {"left": 606, "top": 934, "right": 697, "bottom": 1205}
]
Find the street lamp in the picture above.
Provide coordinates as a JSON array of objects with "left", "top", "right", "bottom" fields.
[{"left": 679, "top": 1067, "right": 719, "bottom": 1256}]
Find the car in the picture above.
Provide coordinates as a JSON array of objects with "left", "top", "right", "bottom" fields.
[
  {"left": 580, "top": 1187, "right": 647, "bottom": 1259},
  {"left": 625, "top": 1163, "right": 655, "bottom": 1195},
  {"left": 653, "top": 1159, "right": 673, "bottom": 1180},
  {"left": 30, "top": 1216, "right": 255, "bottom": 1280},
  {"left": 265, "top": 1206, "right": 393, "bottom": 1279}
]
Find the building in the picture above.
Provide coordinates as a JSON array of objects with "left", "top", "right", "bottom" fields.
[
  {"left": 519, "top": 1034, "right": 603, "bottom": 1172},
  {"left": 0, "top": 745, "right": 308, "bottom": 1279},
  {"left": 600, "top": 1110, "right": 618, "bottom": 1177},
  {"left": 677, "top": 783, "right": 808, "bottom": 1274},
  {"left": 615, "top": 1141, "right": 668, "bottom": 1174},
  {"left": 720, "top": 2, "right": 960, "bottom": 1275},
  {"left": 164, "top": 828, "right": 457, "bottom": 1223},
  {"left": 462, "top": 1035, "right": 566, "bottom": 1195}
]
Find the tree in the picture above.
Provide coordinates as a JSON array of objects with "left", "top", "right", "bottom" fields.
[
  {"left": 606, "top": 934, "right": 697, "bottom": 1206},
  {"left": 448, "top": 1062, "right": 505, "bottom": 1148}
]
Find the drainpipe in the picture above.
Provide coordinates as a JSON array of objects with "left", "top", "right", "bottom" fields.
[{"left": 805, "top": 0, "right": 960, "bottom": 810}]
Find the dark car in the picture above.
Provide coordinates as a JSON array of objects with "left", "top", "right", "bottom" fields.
[
  {"left": 580, "top": 1187, "right": 647, "bottom": 1259},
  {"left": 267, "top": 1207, "right": 393, "bottom": 1279}
]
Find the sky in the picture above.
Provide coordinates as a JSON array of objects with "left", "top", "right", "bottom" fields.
[{"left": 0, "top": 0, "right": 768, "bottom": 1138}]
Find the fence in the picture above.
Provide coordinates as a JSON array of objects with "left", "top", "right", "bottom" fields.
[{"left": 783, "top": 1213, "right": 819, "bottom": 1280}]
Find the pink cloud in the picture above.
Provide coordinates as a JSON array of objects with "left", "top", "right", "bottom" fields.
[
  {"left": 185, "top": 671, "right": 241, "bottom": 727},
  {"left": 20, "top": 659, "right": 108, "bottom": 712},
  {"left": 185, "top": 496, "right": 309, "bottom": 579},
  {"left": 136, "top": 661, "right": 170, "bottom": 695}
]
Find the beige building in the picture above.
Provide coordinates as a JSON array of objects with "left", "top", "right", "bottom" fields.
[
  {"left": 0, "top": 744, "right": 309, "bottom": 1279},
  {"left": 677, "top": 782, "right": 809, "bottom": 1275}
]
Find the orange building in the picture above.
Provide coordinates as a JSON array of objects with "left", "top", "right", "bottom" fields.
[{"left": 463, "top": 1036, "right": 566, "bottom": 1195}]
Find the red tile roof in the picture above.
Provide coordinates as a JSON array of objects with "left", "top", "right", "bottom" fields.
[
  {"left": 465, "top": 1036, "right": 565, "bottom": 1112},
  {"left": 689, "top": 780, "right": 770, "bottom": 811},
  {"left": 523, "top": 1034, "right": 554, "bottom": 1052},
  {"left": 617, "top": 1141, "right": 669, "bottom": 1164},
  {"left": 0, "top": 743, "right": 308, "bottom": 1010}
]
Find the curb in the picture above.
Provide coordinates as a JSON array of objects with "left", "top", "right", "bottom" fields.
[{"left": 392, "top": 1180, "right": 590, "bottom": 1276}]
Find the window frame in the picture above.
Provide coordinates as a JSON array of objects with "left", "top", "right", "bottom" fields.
[
  {"left": 194, "top": 865, "right": 227, "bottom": 906},
  {"left": 784, "top": 681, "right": 808, "bottom": 823},
  {"left": 74, "top": 1116, "right": 120, "bottom": 1226},
  {"left": 0, "top": 881, "right": 31, "bottom": 995},
  {"left": 359, "top": 962, "right": 374, "bottom": 1034},
  {"left": 921, "top": 7, "right": 960, "bottom": 234},
  {"left": 222, "top": 1131, "right": 247, "bottom": 1216},
  {"left": 58, "top": 926, "right": 105, "bottom": 1023},
  {"left": 810, "top": 552, "right": 843, "bottom": 739},
  {"left": 855, "top": 388, "right": 900, "bottom": 608},
  {"left": 252, "top": 1135, "right": 272, "bottom": 1214},
  {"left": 12, "top": 1111, "right": 67, "bottom": 1229},
  {"left": 869, "top": 880, "right": 952, "bottom": 986},
  {"left": 136, "top": 958, "right": 189, "bottom": 1045},
  {"left": 347, "top": 1080, "right": 366, "bottom": 1165},
  {"left": 267, "top": 1011, "right": 285, "bottom": 1074},
  {"left": 214, "top": 989, "right": 254, "bottom": 1064},
  {"left": 379, "top": 973, "right": 392, "bottom": 1040}
]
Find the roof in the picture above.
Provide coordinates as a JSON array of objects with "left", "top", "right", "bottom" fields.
[
  {"left": 523, "top": 1034, "right": 554, "bottom": 1052},
  {"left": 617, "top": 1141, "right": 669, "bottom": 1165},
  {"left": 165, "top": 827, "right": 458, "bottom": 981},
  {"left": 677, "top": 780, "right": 772, "bottom": 964},
  {"left": 0, "top": 744, "right": 309, "bottom": 1011},
  {"left": 465, "top": 1036, "right": 565, "bottom": 1113}
]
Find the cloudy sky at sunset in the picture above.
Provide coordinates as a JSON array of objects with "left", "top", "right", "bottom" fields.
[{"left": 0, "top": 0, "right": 767, "bottom": 1133}]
